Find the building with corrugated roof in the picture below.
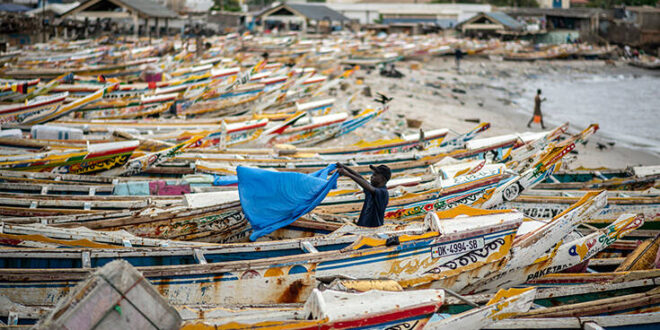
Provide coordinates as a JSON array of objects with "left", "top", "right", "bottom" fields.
[
  {"left": 61, "top": 0, "right": 178, "bottom": 37},
  {"left": 255, "top": 3, "right": 352, "bottom": 33},
  {"left": 456, "top": 11, "right": 524, "bottom": 37},
  {"left": 324, "top": 2, "right": 492, "bottom": 28}
]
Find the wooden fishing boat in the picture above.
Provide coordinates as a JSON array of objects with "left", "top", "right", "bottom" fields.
[
  {"left": 180, "top": 288, "right": 444, "bottom": 330},
  {"left": 539, "top": 165, "right": 660, "bottom": 190},
  {"left": 441, "top": 270, "right": 660, "bottom": 315},
  {"left": 506, "top": 122, "right": 569, "bottom": 171},
  {"left": 100, "top": 135, "right": 203, "bottom": 177},
  {"left": 522, "top": 188, "right": 660, "bottom": 198},
  {"left": 487, "top": 312, "right": 660, "bottom": 329},
  {"left": 506, "top": 288, "right": 660, "bottom": 323},
  {"left": 428, "top": 288, "right": 536, "bottom": 329},
  {"left": 3, "top": 57, "right": 160, "bottom": 79},
  {"left": 546, "top": 165, "right": 660, "bottom": 183},
  {"left": 503, "top": 45, "right": 573, "bottom": 61},
  {"left": 17, "top": 47, "right": 108, "bottom": 66},
  {"left": 47, "top": 88, "right": 332, "bottom": 134},
  {"left": 0, "top": 222, "right": 215, "bottom": 248},
  {"left": 0, "top": 206, "right": 523, "bottom": 306},
  {"left": 81, "top": 102, "right": 173, "bottom": 120},
  {"left": 629, "top": 55, "right": 660, "bottom": 70},
  {"left": 178, "top": 92, "right": 261, "bottom": 117},
  {"left": 498, "top": 193, "right": 660, "bottom": 231},
  {"left": 19, "top": 84, "right": 116, "bottom": 125},
  {"left": 434, "top": 270, "right": 660, "bottom": 329},
  {"left": 180, "top": 287, "right": 535, "bottom": 330},
  {"left": 0, "top": 181, "right": 114, "bottom": 196},
  {"left": 0, "top": 168, "right": 120, "bottom": 185},
  {"left": 460, "top": 212, "right": 644, "bottom": 294},
  {"left": 2, "top": 200, "right": 251, "bottom": 243},
  {"left": 0, "top": 50, "right": 22, "bottom": 64},
  {"left": 398, "top": 191, "right": 608, "bottom": 293},
  {"left": 341, "top": 54, "right": 402, "bottom": 68},
  {"left": 259, "top": 111, "right": 350, "bottom": 146},
  {"left": 76, "top": 92, "right": 178, "bottom": 112},
  {"left": 326, "top": 127, "right": 450, "bottom": 155},
  {"left": 174, "top": 119, "right": 270, "bottom": 149},
  {"left": 0, "top": 140, "right": 139, "bottom": 174},
  {"left": 0, "top": 92, "right": 67, "bottom": 125},
  {"left": 0, "top": 192, "right": 183, "bottom": 217},
  {"left": 614, "top": 234, "right": 660, "bottom": 272},
  {"left": 0, "top": 222, "right": 385, "bottom": 268}
]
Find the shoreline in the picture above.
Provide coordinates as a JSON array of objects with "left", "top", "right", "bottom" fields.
[{"left": 332, "top": 56, "right": 659, "bottom": 169}]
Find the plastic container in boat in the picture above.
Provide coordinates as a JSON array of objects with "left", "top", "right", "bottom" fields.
[{"left": 31, "top": 125, "right": 83, "bottom": 140}]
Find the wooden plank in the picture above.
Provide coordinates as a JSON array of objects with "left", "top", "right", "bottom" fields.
[
  {"left": 518, "top": 289, "right": 660, "bottom": 318},
  {"left": 0, "top": 206, "right": 99, "bottom": 216},
  {"left": 588, "top": 257, "right": 625, "bottom": 266}
]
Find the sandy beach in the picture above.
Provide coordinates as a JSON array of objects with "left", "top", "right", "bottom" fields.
[{"left": 330, "top": 56, "right": 660, "bottom": 169}]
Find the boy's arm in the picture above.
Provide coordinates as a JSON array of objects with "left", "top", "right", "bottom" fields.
[
  {"left": 337, "top": 163, "right": 376, "bottom": 194},
  {"left": 340, "top": 163, "right": 360, "bottom": 176}
]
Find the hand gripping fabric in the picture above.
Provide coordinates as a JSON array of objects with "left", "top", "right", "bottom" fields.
[{"left": 238, "top": 164, "right": 338, "bottom": 241}]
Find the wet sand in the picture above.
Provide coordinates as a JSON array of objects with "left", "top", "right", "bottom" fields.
[{"left": 332, "top": 56, "right": 660, "bottom": 169}]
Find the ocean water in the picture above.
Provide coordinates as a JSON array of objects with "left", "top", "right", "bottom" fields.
[{"left": 514, "top": 73, "right": 660, "bottom": 154}]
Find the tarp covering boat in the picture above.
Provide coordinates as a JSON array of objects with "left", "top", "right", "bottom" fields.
[{"left": 238, "top": 164, "right": 339, "bottom": 241}]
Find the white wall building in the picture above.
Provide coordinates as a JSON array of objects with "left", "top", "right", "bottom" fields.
[
  {"left": 320, "top": 3, "right": 492, "bottom": 27},
  {"left": 537, "top": 0, "right": 571, "bottom": 9}
]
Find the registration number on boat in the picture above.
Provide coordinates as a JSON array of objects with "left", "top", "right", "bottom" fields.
[{"left": 431, "top": 238, "right": 485, "bottom": 258}]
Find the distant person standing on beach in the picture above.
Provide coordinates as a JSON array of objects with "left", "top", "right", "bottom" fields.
[
  {"left": 455, "top": 48, "right": 464, "bottom": 71},
  {"left": 527, "top": 89, "right": 547, "bottom": 129}
]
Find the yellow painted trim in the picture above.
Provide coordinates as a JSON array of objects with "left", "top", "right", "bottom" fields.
[
  {"left": 0, "top": 233, "right": 120, "bottom": 249},
  {"left": 349, "top": 232, "right": 439, "bottom": 250},
  {"left": 433, "top": 204, "right": 514, "bottom": 219},
  {"left": 551, "top": 190, "right": 603, "bottom": 221},
  {"left": 487, "top": 287, "right": 535, "bottom": 305}
]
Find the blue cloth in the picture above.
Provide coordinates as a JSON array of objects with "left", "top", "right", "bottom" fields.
[
  {"left": 213, "top": 174, "right": 238, "bottom": 186},
  {"left": 238, "top": 164, "right": 339, "bottom": 241}
]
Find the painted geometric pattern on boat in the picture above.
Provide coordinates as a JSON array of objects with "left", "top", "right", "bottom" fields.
[
  {"left": 0, "top": 227, "right": 517, "bottom": 306},
  {"left": 271, "top": 121, "right": 344, "bottom": 146},
  {"left": 1, "top": 150, "right": 135, "bottom": 174}
]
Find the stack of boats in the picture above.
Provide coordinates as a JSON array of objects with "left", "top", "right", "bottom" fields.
[{"left": 0, "top": 34, "right": 658, "bottom": 329}]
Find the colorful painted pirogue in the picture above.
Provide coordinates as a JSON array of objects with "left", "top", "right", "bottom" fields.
[
  {"left": 0, "top": 92, "right": 67, "bottom": 125},
  {"left": 0, "top": 140, "right": 139, "bottom": 174},
  {"left": 180, "top": 288, "right": 447, "bottom": 330},
  {"left": 538, "top": 165, "right": 660, "bottom": 191},
  {"left": 0, "top": 206, "right": 524, "bottom": 306}
]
